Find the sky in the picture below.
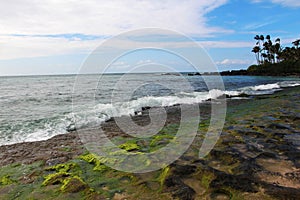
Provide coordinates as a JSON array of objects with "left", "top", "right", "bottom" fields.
[{"left": 0, "top": 0, "right": 300, "bottom": 76}]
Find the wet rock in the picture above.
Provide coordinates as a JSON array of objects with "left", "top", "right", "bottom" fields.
[
  {"left": 255, "top": 152, "right": 277, "bottom": 159},
  {"left": 165, "top": 175, "right": 196, "bottom": 200},
  {"left": 46, "top": 157, "right": 69, "bottom": 166},
  {"left": 66, "top": 124, "right": 76, "bottom": 132},
  {"left": 173, "top": 185, "right": 196, "bottom": 200},
  {"left": 285, "top": 171, "right": 300, "bottom": 180},
  {"left": 210, "top": 189, "right": 232, "bottom": 200},
  {"left": 263, "top": 183, "right": 300, "bottom": 200},
  {"left": 268, "top": 123, "right": 292, "bottom": 130},
  {"left": 61, "top": 177, "right": 87, "bottom": 193},
  {"left": 210, "top": 173, "right": 258, "bottom": 193},
  {"left": 173, "top": 164, "right": 197, "bottom": 176}
]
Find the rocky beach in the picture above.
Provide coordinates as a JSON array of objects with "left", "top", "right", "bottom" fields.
[{"left": 0, "top": 86, "right": 300, "bottom": 200}]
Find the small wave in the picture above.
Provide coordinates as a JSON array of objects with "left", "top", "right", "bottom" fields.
[
  {"left": 0, "top": 116, "right": 71, "bottom": 146},
  {"left": 237, "top": 81, "right": 300, "bottom": 96},
  {"left": 251, "top": 83, "right": 280, "bottom": 91},
  {"left": 279, "top": 81, "right": 300, "bottom": 88}
]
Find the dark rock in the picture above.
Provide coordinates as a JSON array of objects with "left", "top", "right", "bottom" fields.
[
  {"left": 61, "top": 177, "right": 87, "bottom": 193},
  {"left": 210, "top": 173, "right": 258, "bottom": 193},
  {"left": 46, "top": 157, "right": 68, "bottom": 166},
  {"left": 268, "top": 123, "right": 292, "bottom": 130},
  {"left": 142, "top": 106, "right": 151, "bottom": 111},
  {"left": 263, "top": 183, "right": 300, "bottom": 200},
  {"left": 173, "top": 165, "right": 197, "bottom": 176},
  {"left": 210, "top": 189, "right": 232, "bottom": 200},
  {"left": 66, "top": 124, "right": 76, "bottom": 132},
  {"left": 173, "top": 185, "right": 195, "bottom": 200},
  {"left": 165, "top": 175, "right": 196, "bottom": 200},
  {"left": 255, "top": 152, "right": 277, "bottom": 159}
]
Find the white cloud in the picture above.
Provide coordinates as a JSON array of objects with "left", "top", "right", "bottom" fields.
[
  {"left": 0, "top": 0, "right": 235, "bottom": 60},
  {"left": 251, "top": 0, "right": 300, "bottom": 7},
  {"left": 271, "top": 0, "right": 300, "bottom": 7},
  {"left": 244, "top": 20, "right": 276, "bottom": 30},
  {"left": 109, "top": 61, "right": 130, "bottom": 70},
  {"left": 0, "top": 33, "right": 254, "bottom": 60},
  {"left": 136, "top": 60, "right": 152, "bottom": 65},
  {"left": 215, "top": 59, "right": 252, "bottom": 65},
  {"left": 0, "top": 0, "right": 229, "bottom": 36},
  {"left": 0, "top": 35, "right": 101, "bottom": 60},
  {"left": 199, "top": 41, "right": 253, "bottom": 48}
]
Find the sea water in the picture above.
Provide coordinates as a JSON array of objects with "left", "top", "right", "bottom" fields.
[{"left": 1, "top": 73, "right": 300, "bottom": 146}]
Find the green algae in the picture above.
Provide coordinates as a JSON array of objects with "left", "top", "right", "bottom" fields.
[
  {"left": 157, "top": 166, "right": 170, "bottom": 187},
  {"left": 45, "top": 162, "right": 78, "bottom": 173},
  {"left": 42, "top": 161, "right": 87, "bottom": 193},
  {"left": 42, "top": 162, "right": 83, "bottom": 187},
  {"left": 118, "top": 140, "right": 140, "bottom": 151},
  {"left": 150, "top": 134, "right": 174, "bottom": 148},
  {"left": 42, "top": 172, "right": 70, "bottom": 186},
  {"left": 60, "top": 176, "right": 87, "bottom": 193},
  {"left": 0, "top": 175, "right": 15, "bottom": 185},
  {"left": 201, "top": 172, "right": 215, "bottom": 189},
  {"left": 79, "top": 153, "right": 109, "bottom": 172}
]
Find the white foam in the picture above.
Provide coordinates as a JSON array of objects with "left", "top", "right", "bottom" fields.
[
  {"left": 62, "top": 80, "right": 300, "bottom": 131},
  {"left": 251, "top": 83, "right": 280, "bottom": 91},
  {"left": 279, "top": 81, "right": 300, "bottom": 88}
]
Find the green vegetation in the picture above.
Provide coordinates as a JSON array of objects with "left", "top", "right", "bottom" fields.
[
  {"left": 118, "top": 140, "right": 140, "bottom": 151},
  {"left": 60, "top": 176, "right": 87, "bottom": 193},
  {"left": 157, "top": 166, "right": 170, "bottom": 187},
  {"left": 79, "top": 153, "right": 109, "bottom": 172},
  {"left": 0, "top": 175, "right": 14, "bottom": 185},
  {"left": 250, "top": 35, "right": 300, "bottom": 75}
]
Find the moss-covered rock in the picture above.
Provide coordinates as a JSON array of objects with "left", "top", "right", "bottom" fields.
[
  {"left": 79, "top": 153, "right": 109, "bottom": 172},
  {"left": 45, "top": 162, "right": 78, "bottom": 173},
  {"left": 42, "top": 172, "right": 70, "bottom": 186},
  {"left": 61, "top": 176, "right": 87, "bottom": 193},
  {"left": 118, "top": 140, "right": 140, "bottom": 151},
  {"left": 0, "top": 175, "right": 15, "bottom": 185},
  {"left": 157, "top": 166, "right": 170, "bottom": 187}
]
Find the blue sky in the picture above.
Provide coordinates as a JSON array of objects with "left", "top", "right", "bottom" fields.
[{"left": 0, "top": 0, "right": 300, "bottom": 75}]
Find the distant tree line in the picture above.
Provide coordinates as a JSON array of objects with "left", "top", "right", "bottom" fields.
[
  {"left": 221, "top": 35, "right": 300, "bottom": 76},
  {"left": 251, "top": 35, "right": 300, "bottom": 65},
  {"left": 247, "top": 35, "right": 300, "bottom": 76}
]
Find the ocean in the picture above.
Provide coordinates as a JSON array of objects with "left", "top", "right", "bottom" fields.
[{"left": 1, "top": 73, "right": 300, "bottom": 146}]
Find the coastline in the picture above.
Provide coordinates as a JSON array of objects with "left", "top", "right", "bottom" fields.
[{"left": 0, "top": 86, "right": 299, "bottom": 199}]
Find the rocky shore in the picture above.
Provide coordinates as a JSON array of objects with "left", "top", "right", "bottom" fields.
[{"left": 0, "top": 87, "right": 299, "bottom": 199}]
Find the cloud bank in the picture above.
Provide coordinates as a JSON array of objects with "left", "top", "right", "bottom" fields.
[{"left": 0, "top": 0, "right": 233, "bottom": 60}]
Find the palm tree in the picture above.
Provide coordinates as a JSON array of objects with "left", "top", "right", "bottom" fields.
[
  {"left": 254, "top": 35, "right": 262, "bottom": 63},
  {"left": 292, "top": 39, "right": 300, "bottom": 48},
  {"left": 252, "top": 46, "right": 260, "bottom": 64},
  {"left": 273, "top": 38, "right": 282, "bottom": 63},
  {"left": 259, "top": 35, "right": 265, "bottom": 62}
]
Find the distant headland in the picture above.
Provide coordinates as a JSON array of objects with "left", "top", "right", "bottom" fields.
[{"left": 221, "top": 35, "right": 300, "bottom": 76}]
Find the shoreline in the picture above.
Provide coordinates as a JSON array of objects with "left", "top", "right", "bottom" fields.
[
  {"left": 0, "top": 87, "right": 296, "bottom": 165},
  {"left": 0, "top": 86, "right": 300, "bottom": 199}
]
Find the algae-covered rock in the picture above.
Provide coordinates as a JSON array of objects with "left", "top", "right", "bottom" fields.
[
  {"left": 157, "top": 166, "right": 170, "bottom": 187},
  {"left": 45, "top": 162, "right": 78, "bottom": 173},
  {"left": 0, "top": 175, "right": 14, "bottom": 185},
  {"left": 79, "top": 153, "right": 109, "bottom": 172},
  {"left": 165, "top": 175, "right": 196, "bottom": 200},
  {"left": 42, "top": 172, "right": 70, "bottom": 186},
  {"left": 118, "top": 140, "right": 140, "bottom": 151},
  {"left": 61, "top": 176, "right": 87, "bottom": 193}
]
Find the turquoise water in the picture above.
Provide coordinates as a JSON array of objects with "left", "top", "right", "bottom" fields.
[{"left": 1, "top": 74, "right": 300, "bottom": 145}]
